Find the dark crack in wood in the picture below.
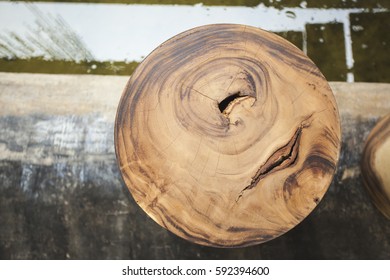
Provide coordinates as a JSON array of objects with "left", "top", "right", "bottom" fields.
[
  {"left": 236, "top": 124, "right": 304, "bottom": 202},
  {"left": 218, "top": 92, "right": 251, "bottom": 116}
]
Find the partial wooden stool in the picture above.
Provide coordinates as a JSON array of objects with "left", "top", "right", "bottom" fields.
[
  {"left": 361, "top": 114, "right": 390, "bottom": 219},
  {"left": 115, "top": 24, "right": 341, "bottom": 247}
]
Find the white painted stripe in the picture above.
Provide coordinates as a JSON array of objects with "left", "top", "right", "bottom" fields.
[{"left": 342, "top": 15, "right": 355, "bottom": 82}]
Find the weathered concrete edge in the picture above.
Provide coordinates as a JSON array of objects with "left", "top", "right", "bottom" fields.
[
  {"left": 1, "top": 73, "right": 389, "bottom": 121},
  {"left": 0, "top": 72, "right": 128, "bottom": 121}
]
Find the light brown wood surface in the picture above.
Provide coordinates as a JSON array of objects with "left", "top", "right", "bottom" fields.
[
  {"left": 115, "top": 24, "right": 341, "bottom": 247},
  {"left": 361, "top": 114, "right": 390, "bottom": 219}
]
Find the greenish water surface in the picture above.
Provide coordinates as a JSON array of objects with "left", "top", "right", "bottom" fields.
[{"left": 0, "top": 58, "right": 139, "bottom": 75}]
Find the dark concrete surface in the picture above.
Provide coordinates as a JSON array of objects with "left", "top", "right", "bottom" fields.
[
  {"left": 350, "top": 11, "right": 390, "bottom": 83},
  {"left": 0, "top": 74, "right": 389, "bottom": 259},
  {"left": 306, "top": 23, "right": 347, "bottom": 81}
]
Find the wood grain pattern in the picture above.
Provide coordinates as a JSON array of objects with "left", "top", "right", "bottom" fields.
[
  {"left": 361, "top": 114, "right": 390, "bottom": 219},
  {"left": 115, "top": 24, "right": 341, "bottom": 247}
]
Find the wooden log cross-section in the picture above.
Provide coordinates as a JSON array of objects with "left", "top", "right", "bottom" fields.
[{"left": 115, "top": 24, "right": 341, "bottom": 247}]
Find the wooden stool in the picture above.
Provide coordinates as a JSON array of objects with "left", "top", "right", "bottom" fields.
[{"left": 115, "top": 24, "right": 341, "bottom": 247}]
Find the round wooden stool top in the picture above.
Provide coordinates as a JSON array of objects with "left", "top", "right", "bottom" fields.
[{"left": 115, "top": 24, "right": 341, "bottom": 247}]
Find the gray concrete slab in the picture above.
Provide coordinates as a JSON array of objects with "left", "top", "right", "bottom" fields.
[{"left": 0, "top": 73, "right": 389, "bottom": 259}]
